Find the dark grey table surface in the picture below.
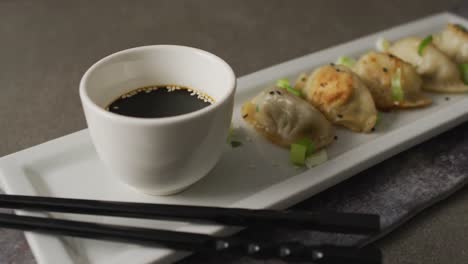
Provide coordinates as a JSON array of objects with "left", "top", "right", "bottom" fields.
[{"left": 1, "top": 1, "right": 468, "bottom": 263}]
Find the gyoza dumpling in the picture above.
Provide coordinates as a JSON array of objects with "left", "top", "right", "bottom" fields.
[
  {"left": 389, "top": 37, "right": 468, "bottom": 93},
  {"left": 353, "top": 51, "right": 432, "bottom": 111},
  {"left": 300, "top": 64, "right": 377, "bottom": 133},
  {"left": 241, "top": 86, "right": 334, "bottom": 149},
  {"left": 433, "top": 24, "right": 468, "bottom": 64},
  {"left": 294, "top": 73, "right": 308, "bottom": 90}
]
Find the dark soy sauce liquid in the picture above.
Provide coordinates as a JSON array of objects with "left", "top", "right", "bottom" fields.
[{"left": 107, "top": 85, "right": 213, "bottom": 118}]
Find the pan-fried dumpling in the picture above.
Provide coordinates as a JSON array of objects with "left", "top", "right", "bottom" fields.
[
  {"left": 389, "top": 37, "right": 468, "bottom": 93},
  {"left": 433, "top": 24, "right": 468, "bottom": 64},
  {"left": 353, "top": 51, "right": 431, "bottom": 111},
  {"left": 241, "top": 86, "right": 334, "bottom": 149},
  {"left": 294, "top": 73, "right": 308, "bottom": 91},
  {"left": 300, "top": 64, "right": 378, "bottom": 133}
]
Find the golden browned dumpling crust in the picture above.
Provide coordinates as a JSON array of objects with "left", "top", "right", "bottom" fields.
[
  {"left": 353, "top": 51, "right": 431, "bottom": 111},
  {"left": 300, "top": 65, "right": 378, "bottom": 133},
  {"left": 294, "top": 73, "right": 308, "bottom": 91}
]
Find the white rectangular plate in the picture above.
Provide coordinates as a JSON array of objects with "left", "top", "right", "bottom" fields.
[{"left": 1, "top": 12, "right": 468, "bottom": 264}]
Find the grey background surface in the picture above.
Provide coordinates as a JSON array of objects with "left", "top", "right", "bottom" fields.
[{"left": 0, "top": 0, "right": 467, "bottom": 263}]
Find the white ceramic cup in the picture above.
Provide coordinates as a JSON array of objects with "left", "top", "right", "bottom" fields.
[{"left": 79, "top": 45, "right": 236, "bottom": 195}]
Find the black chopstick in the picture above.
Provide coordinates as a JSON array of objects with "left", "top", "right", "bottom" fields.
[
  {"left": 0, "top": 212, "right": 382, "bottom": 264},
  {"left": 0, "top": 194, "right": 380, "bottom": 234}
]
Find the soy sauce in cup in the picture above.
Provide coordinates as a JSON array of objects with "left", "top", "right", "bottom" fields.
[{"left": 107, "top": 85, "right": 213, "bottom": 118}]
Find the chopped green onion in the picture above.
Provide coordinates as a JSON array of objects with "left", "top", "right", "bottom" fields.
[
  {"left": 391, "top": 68, "right": 404, "bottom": 102},
  {"left": 418, "top": 35, "right": 433, "bottom": 56},
  {"left": 454, "top": 24, "right": 467, "bottom": 32},
  {"left": 276, "top": 78, "right": 302, "bottom": 97},
  {"left": 335, "top": 56, "right": 356, "bottom": 68},
  {"left": 286, "top": 86, "right": 302, "bottom": 97},
  {"left": 305, "top": 149, "right": 328, "bottom": 169},
  {"left": 376, "top": 37, "right": 391, "bottom": 52},
  {"left": 227, "top": 125, "right": 243, "bottom": 147},
  {"left": 276, "top": 79, "right": 291, "bottom": 89},
  {"left": 295, "top": 138, "right": 316, "bottom": 156},
  {"left": 375, "top": 112, "right": 383, "bottom": 126},
  {"left": 459, "top": 63, "right": 468, "bottom": 85},
  {"left": 230, "top": 141, "right": 242, "bottom": 148},
  {"left": 226, "top": 126, "right": 234, "bottom": 143},
  {"left": 290, "top": 143, "right": 307, "bottom": 166}
]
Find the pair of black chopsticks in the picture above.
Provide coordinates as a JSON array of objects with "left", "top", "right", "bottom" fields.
[{"left": 0, "top": 194, "right": 382, "bottom": 263}]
